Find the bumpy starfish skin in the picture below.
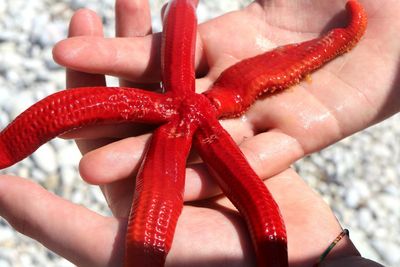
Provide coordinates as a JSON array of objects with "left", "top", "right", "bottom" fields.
[
  {"left": 194, "top": 116, "right": 288, "bottom": 266},
  {"left": 0, "top": 0, "right": 367, "bottom": 266},
  {"left": 124, "top": 2, "right": 199, "bottom": 265},
  {"left": 205, "top": 0, "right": 367, "bottom": 118},
  {"left": 0, "top": 87, "right": 176, "bottom": 169}
]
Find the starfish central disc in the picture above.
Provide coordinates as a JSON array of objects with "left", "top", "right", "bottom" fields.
[{"left": 175, "top": 93, "right": 218, "bottom": 125}]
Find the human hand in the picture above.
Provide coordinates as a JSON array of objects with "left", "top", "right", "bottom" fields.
[
  {"left": 0, "top": 1, "right": 392, "bottom": 266},
  {"left": 52, "top": 0, "right": 400, "bottom": 202},
  {"left": 0, "top": 167, "right": 366, "bottom": 267}
]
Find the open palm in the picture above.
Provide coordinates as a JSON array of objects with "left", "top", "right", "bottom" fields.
[
  {"left": 0, "top": 168, "right": 360, "bottom": 267},
  {"left": 53, "top": 0, "right": 400, "bottom": 200},
  {"left": 199, "top": 0, "right": 400, "bottom": 179}
]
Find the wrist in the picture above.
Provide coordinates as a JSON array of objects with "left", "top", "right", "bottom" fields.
[{"left": 315, "top": 229, "right": 360, "bottom": 266}]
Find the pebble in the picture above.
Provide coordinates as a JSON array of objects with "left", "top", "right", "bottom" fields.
[
  {"left": 344, "top": 187, "right": 362, "bottom": 208},
  {"left": 31, "top": 168, "right": 47, "bottom": 183},
  {"left": 357, "top": 208, "right": 374, "bottom": 230},
  {"left": 0, "top": 227, "right": 14, "bottom": 243},
  {"left": 32, "top": 143, "right": 57, "bottom": 174},
  {"left": 349, "top": 228, "right": 381, "bottom": 263},
  {"left": 0, "top": 112, "right": 9, "bottom": 127},
  {"left": 16, "top": 166, "right": 30, "bottom": 179},
  {"left": 372, "top": 240, "right": 400, "bottom": 266},
  {"left": 0, "top": 259, "right": 11, "bottom": 267},
  {"left": 0, "top": 0, "right": 399, "bottom": 267},
  {"left": 57, "top": 144, "right": 81, "bottom": 167},
  {"left": 19, "top": 252, "right": 34, "bottom": 267},
  {"left": 9, "top": 91, "right": 35, "bottom": 117},
  {"left": 59, "top": 166, "right": 78, "bottom": 197}
]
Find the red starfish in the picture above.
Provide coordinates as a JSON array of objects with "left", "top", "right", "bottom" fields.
[{"left": 0, "top": 0, "right": 367, "bottom": 266}]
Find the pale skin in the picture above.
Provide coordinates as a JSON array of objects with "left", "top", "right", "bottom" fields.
[{"left": 0, "top": 0, "right": 397, "bottom": 266}]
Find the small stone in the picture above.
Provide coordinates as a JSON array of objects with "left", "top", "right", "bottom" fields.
[
  {"left": 345, "top": 187, "right": 362, "bottom": 208},
  {"left": 0, "top": 112, "right": 9, "bottom": 128},
  {"left": 377, "top": 193, "right": 400, "bottom": 214},
  {"left": 367, "top": 199, "right": 387, "bottom": 220},
  {"left": 19, "top": 252, "right": 34, "bottom": 266},
  {"left": 10, "top": 91, "right": 35, "bottom": 117},
  {"left": 60, "top": 166, "right": 78, "bottom": 186},
  {"left": 32, "top": 143, "right": 57, "bottom": 173},
  {"left": 0, "top": 88, "right": 12, "bottom": 106},
  {"left": 372, "top": 240, "right": 400, "bottom": 266},
  {"left": 22, "top": 58, "right": 44, "bottom": 72},
  {"left": 89, "top": 186, "right": 107, "bottom": 205},
  {"left": 57, "top": 145, "right": 81, "bottom": 167},
  {"left": 45, "top": 174, "right": 60, "bottom": 191},
  {"left": 373, "top": 144, "right": 391, "bottom": 159},
  {"left": 53, "top": 258, "right": 75, "bottom": 267},
  {"left": 0, "top": 259, "right": 11, "bottom": 267},
  {"left": 384, "top": 184, "right": 399, "bottom": 196},
  {"left": 70, "top": 0, "right": 86, "bottom": 9},
  {"left": 0, "top": 227, "right": 14, "bottom": 243},
  {"left": 71, "top": 189, "right": 84, "bottom": 204},
  {"left": 31, "top": 168, "right": 47, "bottom": 183},
  {"left": 349, "top": 228, "right": 381, "bottom": 263},
  {"left": 357, "top": 208, "right": 374, "bottom": 232},
  {"left": 17, "top": 166, "right": 30, "bottom": 179},
  {"left": 0, "top": 51, "right": 22, "bottom": 70},
  {"left": 0, "top": 30, "right": 20, "bottom": 43},
  {"left": 351, "top": 179, "right": 371, "bottom": 200},
  {"left": 5, "top": 70, "right": 20, "bottom": 85},
  {"left": 43, "top": 50, "right": 61, "bottom": 70},
  {"left": 20, "top": 157, "right": 34, "bottom": 169}
]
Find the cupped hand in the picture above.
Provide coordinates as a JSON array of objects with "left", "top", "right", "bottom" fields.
[
  {"left": 0, "top": 169, "right": 360, "bottom": 267},
  {"left": 0, "top": 1, "right": 390, "bottom": 266},
  {"left": 52, "top": 0, "right": 400, "bottom": 202}
]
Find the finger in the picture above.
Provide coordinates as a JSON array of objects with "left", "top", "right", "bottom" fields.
[
  {"left": 160, "top": 3, "right": 168, "bottom": 20},
  {"left": 53, "top": 34, "right": 207, "bottom": 83},
  {"left": 78, "top": 129, "right": 303, "bottom": 201},
  {"left": 116, "top": 0, "right": 152, "bottom": 37},
  {"left": 79, "top": 134, "right": 151, "bottom": 183},
  {"left": 239, "top": 130, "right": 304, "bottom": 179},
  {"left": 0, "top": 175, "right": 125, "bottom": 267},
  {"left": 247, "top": 85, "right": 342, "bottom": 153},
  {"left": 116, "top": 0, "right": 157, "bottom": 89},
  {"left": 75, "top": 116, "right": 257, "bottom": 185},
  {"left": 168, "top": 204, "right": 256, "bottom": 266},
  {"left": 268, "top": 170, "right": 359, "bottom": 264},
  {"left": 66, "top": 9, "right": 110, "bottom": 155},
  {"left": 78, "top": 134, "right": 213, "bottom": 200},
  {"left": 214, "top": 169, "right": 359, "bottom": 265},
  {"left": 66, "top": 8, "right": 106, "bottom": 88},
  {"left": 53, "top": 34, "right": 160, "bottom": 83},
  {"left": 61, "top": 123, "right": 156, "bottom": 140}
]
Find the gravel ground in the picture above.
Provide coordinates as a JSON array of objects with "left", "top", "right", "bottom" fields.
[{"left": 0, "top": 0, "right": 399, "bottom": 266}]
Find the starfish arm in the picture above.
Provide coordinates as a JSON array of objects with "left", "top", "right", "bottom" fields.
[
  {"left": 124, "top": 119, "right": 195, "bottom": 267},
  {"left": 204, "top": 0, "right": 367, "bottom": 118},
  {"left": 194, "top": 118, "right": 288, "bottom": 267},
  {"left": 0, "top": 87, "right": 176, "bottom": 169},
  {"left": 161, "top": 0, "right": 197, "bottom": 96}
]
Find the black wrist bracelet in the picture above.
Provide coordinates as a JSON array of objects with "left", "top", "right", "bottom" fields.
[{"left": 313, "top": 228, "right": 349, "bottom": 267}]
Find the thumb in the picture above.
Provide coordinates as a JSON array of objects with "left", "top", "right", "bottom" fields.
[{"left": 0, "top": 175, "right": 124, "bottom": 267}]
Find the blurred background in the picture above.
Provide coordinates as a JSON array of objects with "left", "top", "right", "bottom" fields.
[{"left": 0, "top": 0, "right": 399, "bottom": 266}]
